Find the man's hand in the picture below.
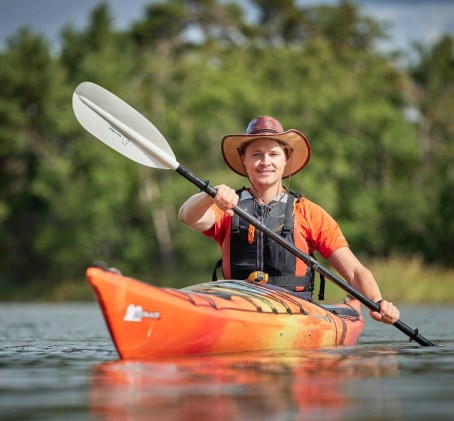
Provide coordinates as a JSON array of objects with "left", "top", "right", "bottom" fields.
[
  {"left": 213, "top": 185, "right": 239, "bottom": 216},
  {"left": 370, "top": 300, "right": 400, "bottom": 324}
]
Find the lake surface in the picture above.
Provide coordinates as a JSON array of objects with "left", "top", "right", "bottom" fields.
[{"left": 0, "top": 302, "right": 453, "bottom": 420}]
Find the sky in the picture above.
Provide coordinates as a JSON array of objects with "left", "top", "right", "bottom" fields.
[{"left": 0, "top": 0, "right": 453, "bottom": 54}]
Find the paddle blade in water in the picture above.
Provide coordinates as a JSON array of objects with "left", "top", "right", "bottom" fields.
[{"left": 72, "top": 82, "right": 178, "bottom": 170}]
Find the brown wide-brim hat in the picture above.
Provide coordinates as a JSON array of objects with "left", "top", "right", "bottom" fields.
[{"left": 221, "top": 116, "right": 311, "bottom": 178}]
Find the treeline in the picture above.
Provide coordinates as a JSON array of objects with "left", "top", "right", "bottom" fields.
[{"left": 0, "top": 0, "right": 453, "bottom": 291}]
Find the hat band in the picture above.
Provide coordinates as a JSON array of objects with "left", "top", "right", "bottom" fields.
[{"left": 249, "top": 129, "right": 279, "bottom": 135}]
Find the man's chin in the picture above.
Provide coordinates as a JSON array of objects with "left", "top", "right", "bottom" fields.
[{"left": 254, "top": 177, "right": 277, "bottom": 186}]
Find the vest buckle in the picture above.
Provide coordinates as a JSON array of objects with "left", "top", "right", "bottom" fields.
[{"left": 247, "top": 271, "right": 269, "bottom": 285}]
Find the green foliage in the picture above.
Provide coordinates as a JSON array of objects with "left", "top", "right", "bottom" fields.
[
  {"left": 409, "top": 36, "right": 454, "bottom": 265},
  {"left": 0, "top": 0, "right": 453, "bottom": 296}
]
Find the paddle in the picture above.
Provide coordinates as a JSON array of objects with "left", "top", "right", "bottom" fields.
[{"left": 72, "top": 81, "right": 436, "bottom": 347}]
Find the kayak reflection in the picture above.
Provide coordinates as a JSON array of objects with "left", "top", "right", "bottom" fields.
[{"left": 90, "top": 349, "right": 399, "bottom": 420}]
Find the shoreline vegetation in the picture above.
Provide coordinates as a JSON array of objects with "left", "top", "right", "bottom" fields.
[
  {"left": 321, "top": 256, "right": 454, "bottom": 305},
  {"left": 2, "top": 257, "right": 453, "bottom": 304},
  {"left": 1, "top": 2, "right": 453, "bottom": 296}
]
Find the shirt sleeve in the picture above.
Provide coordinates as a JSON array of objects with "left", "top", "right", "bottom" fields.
[
  {"left": 296, "top": 198, "right": 349, "bottom": 259},
  {"left": 202, "top": 204, "right": 229, "bottom": 249}
]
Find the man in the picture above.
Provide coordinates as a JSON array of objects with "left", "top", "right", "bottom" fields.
[{"left": 179, "top": 116, "right": 399, "bottom": 324}]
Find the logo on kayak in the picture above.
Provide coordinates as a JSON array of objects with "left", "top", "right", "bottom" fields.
[{"left": 124, "top": 304, "right": 160, "bottom": 322}]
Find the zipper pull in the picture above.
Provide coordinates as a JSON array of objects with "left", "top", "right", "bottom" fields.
[{"left": 248, "top": 224, "right": 255, "bottom": 244}]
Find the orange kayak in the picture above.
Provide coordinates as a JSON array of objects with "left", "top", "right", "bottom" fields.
[{"left": 87, "top": 267, "right": 364, "bottom": 360}]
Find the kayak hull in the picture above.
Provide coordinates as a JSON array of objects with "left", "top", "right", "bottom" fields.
[{"left": 87, "top": 267, "right": 364, "bottom": 360}]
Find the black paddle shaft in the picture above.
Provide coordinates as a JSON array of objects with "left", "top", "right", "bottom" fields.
[{"left": 176, "top": 164, "right": 436, "bottom": 347}]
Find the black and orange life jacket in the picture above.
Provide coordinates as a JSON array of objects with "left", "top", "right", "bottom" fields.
[{"left": 212, "top": 188, "right": 325, "bottom": 298}]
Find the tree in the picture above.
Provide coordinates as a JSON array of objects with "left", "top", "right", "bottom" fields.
[
  {"left": 0, "top": 28, "right": 71, "bottom": 285},
  {"left": 410, "top": 36, "right": 454, "bottom": 265}
]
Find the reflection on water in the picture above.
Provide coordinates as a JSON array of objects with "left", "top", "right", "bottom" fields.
[
  {"left": 1, "top": 304, "right": 453, "bottom": 421},
  {"left": 90, "top": 349, "right": 400, "bottom": 420}
]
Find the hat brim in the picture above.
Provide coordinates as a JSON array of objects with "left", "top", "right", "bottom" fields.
[{"left": 221, "top": 129, "right": 311, "bottom": 178}]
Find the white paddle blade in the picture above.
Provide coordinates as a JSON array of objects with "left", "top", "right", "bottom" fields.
[{"left": 72, "top": 82, "right": 178, "bottom": 170}]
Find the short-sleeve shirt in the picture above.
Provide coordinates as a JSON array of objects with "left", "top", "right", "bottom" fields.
[{"left": 203, "top": 195, "right": 348, "bottom": 260}]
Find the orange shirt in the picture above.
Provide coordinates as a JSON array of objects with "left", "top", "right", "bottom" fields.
[{"left": 204, "top": 196, "right": 348, "bottom": 261}]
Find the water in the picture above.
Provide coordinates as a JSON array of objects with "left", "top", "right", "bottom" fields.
[{"left": 0, "top": 303, "right": 453, "bottom": 421}]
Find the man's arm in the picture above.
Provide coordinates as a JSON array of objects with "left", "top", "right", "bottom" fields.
[
  {"left": 328, "top": 247, "right": 400, "bottom": 324},
  {"left": 178, "top": 185, "right": 239, "bottom": 232},
  {"left": 178, "top": 192, "right": 216, "bottom": 232}
]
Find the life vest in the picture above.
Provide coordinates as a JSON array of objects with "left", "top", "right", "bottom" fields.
[{"left": 212, "top": 188, "right": 325, "bottom": 299}]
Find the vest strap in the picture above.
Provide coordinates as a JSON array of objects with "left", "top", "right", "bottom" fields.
[
  {"left": 318, "top": 273, "right": 326, "bottom": 300},
  {"left": 282, "top": 195, "right": 294, "bottom": 234},
  {"left": 231, "top": 214, "right": 240, "bottom": 234},
  {"left": 282, "top": 190, "right": 302, "bottom": 234},
  {"left": 231, "top": 187, "right": 248, "bottom": 234},
  {"left": 268, "top": 275, "right": 313, "bottom": 291},
  {"left": 211, "top": 258, "right": 223, "bottom": 282}
]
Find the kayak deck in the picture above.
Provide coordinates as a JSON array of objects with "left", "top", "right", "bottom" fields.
[{"left": 184, "top": 280, "right": 361, "bottom": 317}]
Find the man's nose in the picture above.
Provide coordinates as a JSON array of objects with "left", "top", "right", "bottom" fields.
[{"left": 261, "top": 154, "right": 271, "bottom": 164}]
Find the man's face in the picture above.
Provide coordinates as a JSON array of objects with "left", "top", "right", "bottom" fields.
[{"left": 241, "top": 138, "right": 288, "bottom": 187}]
